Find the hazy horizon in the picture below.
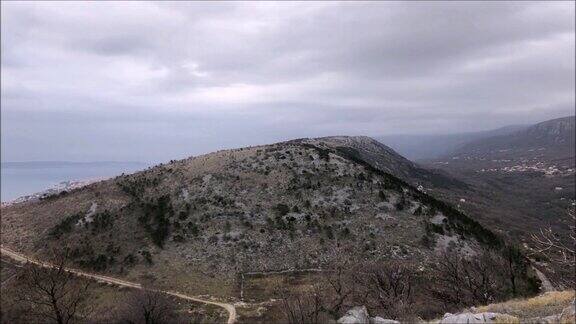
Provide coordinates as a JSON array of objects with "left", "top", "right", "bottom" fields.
[{"left": 1, "top": 114, "right": 574, "bottom": 164}]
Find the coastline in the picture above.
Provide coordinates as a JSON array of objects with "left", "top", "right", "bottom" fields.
[{"left": 0, "top": 177, "right": 107, "bottom": 208}]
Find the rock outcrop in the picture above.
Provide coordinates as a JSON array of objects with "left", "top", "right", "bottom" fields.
[
  {"left": 338, "top": 306, "right": 370, "bottom": 324},
  {"left": 337, "top": 306, "right": 399, "bottom": 324}
]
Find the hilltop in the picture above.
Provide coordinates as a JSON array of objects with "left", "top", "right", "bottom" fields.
[{"left": 1, "top": 136, "right": 540, "bottom": 321}]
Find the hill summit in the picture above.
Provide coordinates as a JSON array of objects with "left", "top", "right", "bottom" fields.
[{"left": 1, "top": 136, "right": 536, "bottom": 301}]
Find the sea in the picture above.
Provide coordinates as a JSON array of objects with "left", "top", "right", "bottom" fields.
[{"left": 1, "top": 161, "right": 148, "bottom": 202}]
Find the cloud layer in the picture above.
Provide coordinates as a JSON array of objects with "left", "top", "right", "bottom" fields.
[{"left": 1, "top": 1, "right": 574, "bottom": 162}]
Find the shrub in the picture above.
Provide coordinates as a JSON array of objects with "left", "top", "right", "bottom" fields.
[
  {"left": 378, "top": 190, "right": 387, "bottom": 202},
  {"left": 273, "top": 204, "right": 291, "bottom": 217},
  {"left": 49, "top": 213, "right": 83, "bottom": 238},
  {"left": 187, "top": 222, "right": 200, "bottom": 236},
  {"left": 123, "top": 254, "right": 136, "bottom": 266},
  {"left": 413, "top": 206, "right": 423, "bottom": 216},
  {"left": 39, "top": 190, "right": 68, "bottom": 201},
  {"left": 138, "top": 195, "right": 172, "bottom": 248},
  {"left": 90, "top": 211, "right": 114, "bottom": 234},
  {"left": 340, "top": 227, "right": 351, "bottom": 238},
  {"left": 420, "top": 233, "right": 435, "bottom": 248},
  {"left": 208, "top": 235, "right": 219, "bottom": 244},
  {"left": 141, "top": 250, "right": 153, "bottom": 265},
  {"left": 426, "top": 222, "right": 445, "bottom": 235},
  {"left": 395, "top": 195, "right": 408, "bottom": 211},
  {"left": 324, "top": 225, "right": 334, "bottom": 240}
]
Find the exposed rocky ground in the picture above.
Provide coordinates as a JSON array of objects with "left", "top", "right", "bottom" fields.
[
  {"left": 2, "top": 138, "right": 492, "bottom": 270},
  {"left": 1, "top": 136, "right": 541, "bottom": 321},
  {"left": 336, "top": 290, "right": 575, "bottom": 323}
]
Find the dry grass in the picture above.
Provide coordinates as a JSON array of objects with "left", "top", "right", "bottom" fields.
[
  {"left": 429, "top": 291, "right": 574, "bottom": 323},
  {"left": 475, "top": 290, "right": 575, "bottom": 321},
  {"left": 491, "top": 314, "right": 520, "bottom": 323},
  {"left": 241, "top": 271, "right": 324, "bottom": 303}
]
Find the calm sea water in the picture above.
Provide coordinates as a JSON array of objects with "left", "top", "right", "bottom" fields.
[{"left": 1, "top": 162, "right": 148, "bottom": 202}]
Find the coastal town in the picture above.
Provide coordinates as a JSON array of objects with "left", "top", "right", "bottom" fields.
[{"left": 0, "top": 178, "right": 104, "bottom": 208}]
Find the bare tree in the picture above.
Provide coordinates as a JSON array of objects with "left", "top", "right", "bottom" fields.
[
  {"left": 14, "top": 252, "right": 92, "bottom": 324},
  {"left": 118, "top": 290, "right": 182, "bottom": 324},
  {"left": 280, "top": 285, "right": 325, "bottom": 324},
  {"left": 321, "top": 262, "right": 354, "bottom": 317},
  {"left": 427, "top": 251, "right": 511, "bottom": 309},
  {"left": 531, "top": 208, "right": 575, "bottom": 287},
  {"left": 357, "top": 261, "right": 416, "bottom": 320}
]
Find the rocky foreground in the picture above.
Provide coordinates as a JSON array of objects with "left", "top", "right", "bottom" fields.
[{"left": 336, "top": 291, "right": 575, "bottom": 324}]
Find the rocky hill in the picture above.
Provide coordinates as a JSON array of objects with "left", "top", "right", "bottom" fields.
[
  {"left": 423, "top": 116, "right": 575, "bottom": 233},
  {"left": 418, "top": 117, "right": 575, "bottom": 289},
  {"left": 447, "top": 116, "right": 575, "bottom": 164},
  {"left": 376, "top": 124, "right": 527, "bottom": 160},
  {"left": 0, "top": 136, "right": 538, "bottom": 311}
]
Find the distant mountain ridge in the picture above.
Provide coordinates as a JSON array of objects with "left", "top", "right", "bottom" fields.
[
  {"left": 449, "top": 116, "right": 575, "bottom": 159},
  {"left": 375, "top": 124, "right": 528, "bottom": 160},
  {"left": 421, "top": 116, "right": 575, "bottom": 244}
]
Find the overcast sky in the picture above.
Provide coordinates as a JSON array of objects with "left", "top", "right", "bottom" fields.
[{"left": 1, "top": 1, "right": 574, "bottom": 163}]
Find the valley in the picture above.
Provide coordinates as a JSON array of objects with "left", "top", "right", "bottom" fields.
[{"left": 421, "top": 117, "right": 575, "bottom": 237}]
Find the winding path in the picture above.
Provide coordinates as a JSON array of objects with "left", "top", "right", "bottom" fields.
[{"left": 0, "top": 245, "right": 237, "bottom": 324}]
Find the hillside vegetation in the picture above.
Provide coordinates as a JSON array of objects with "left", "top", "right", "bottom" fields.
[{"left": 1, "top": 136, "right": 541, "bottom": 320}]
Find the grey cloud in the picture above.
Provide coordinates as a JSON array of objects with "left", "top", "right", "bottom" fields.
[{"left": 1, "top": 1, "right": 574, "bottom": 162}]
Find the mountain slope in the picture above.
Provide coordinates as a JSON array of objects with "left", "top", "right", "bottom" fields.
[
  {"left": 422, "top": 116, "right": 575, "bottom": 249},
  {"left": 449, "top": 116, "right": 575, "bottom": 162},
  {"left": 376, "top": 124, "right": 527, "bottom": 160},
  {"left": 0, "top": 136, "right": 535, "bottom": 302},
  {"left": 293, "top": 136, "right": 469, "bottom": 190}
]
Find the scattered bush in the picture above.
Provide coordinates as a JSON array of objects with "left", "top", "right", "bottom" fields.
[
  {"left": 49, "top": 213, "right": 83, "bottom": 239},
  {"left": 90, "top": 211, "right": 114, "bottom": 234},
  {"left": 138, "top": 195, "right": 172, "bottom": 248},
  {"left": 324, "top": 225, "right": 334, "bottom": 240},
  {"left": 187, "top": 221, "right": 200, "bottom": 236},
  {"left": 123, "top": 254, "right": 136, "bottom": 266},
  {"left": 378, "top": 190, "right": 387, "bottom": 202},
  {"left": 395, "top": 195, "right": 408, "bottom": 211},
  {"left": 413, "top": 206, "right": 423, "bottom": 216},
  {"left": 141, "top": 250, "right": 153, "bottom": 265},
  {"left": 273, "top": 204, "right": 291, "bottom": 217}
]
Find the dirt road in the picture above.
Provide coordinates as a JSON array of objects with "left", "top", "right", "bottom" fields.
[{"left": 0, "top": 245, "right": 237, "bottom": 324}]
